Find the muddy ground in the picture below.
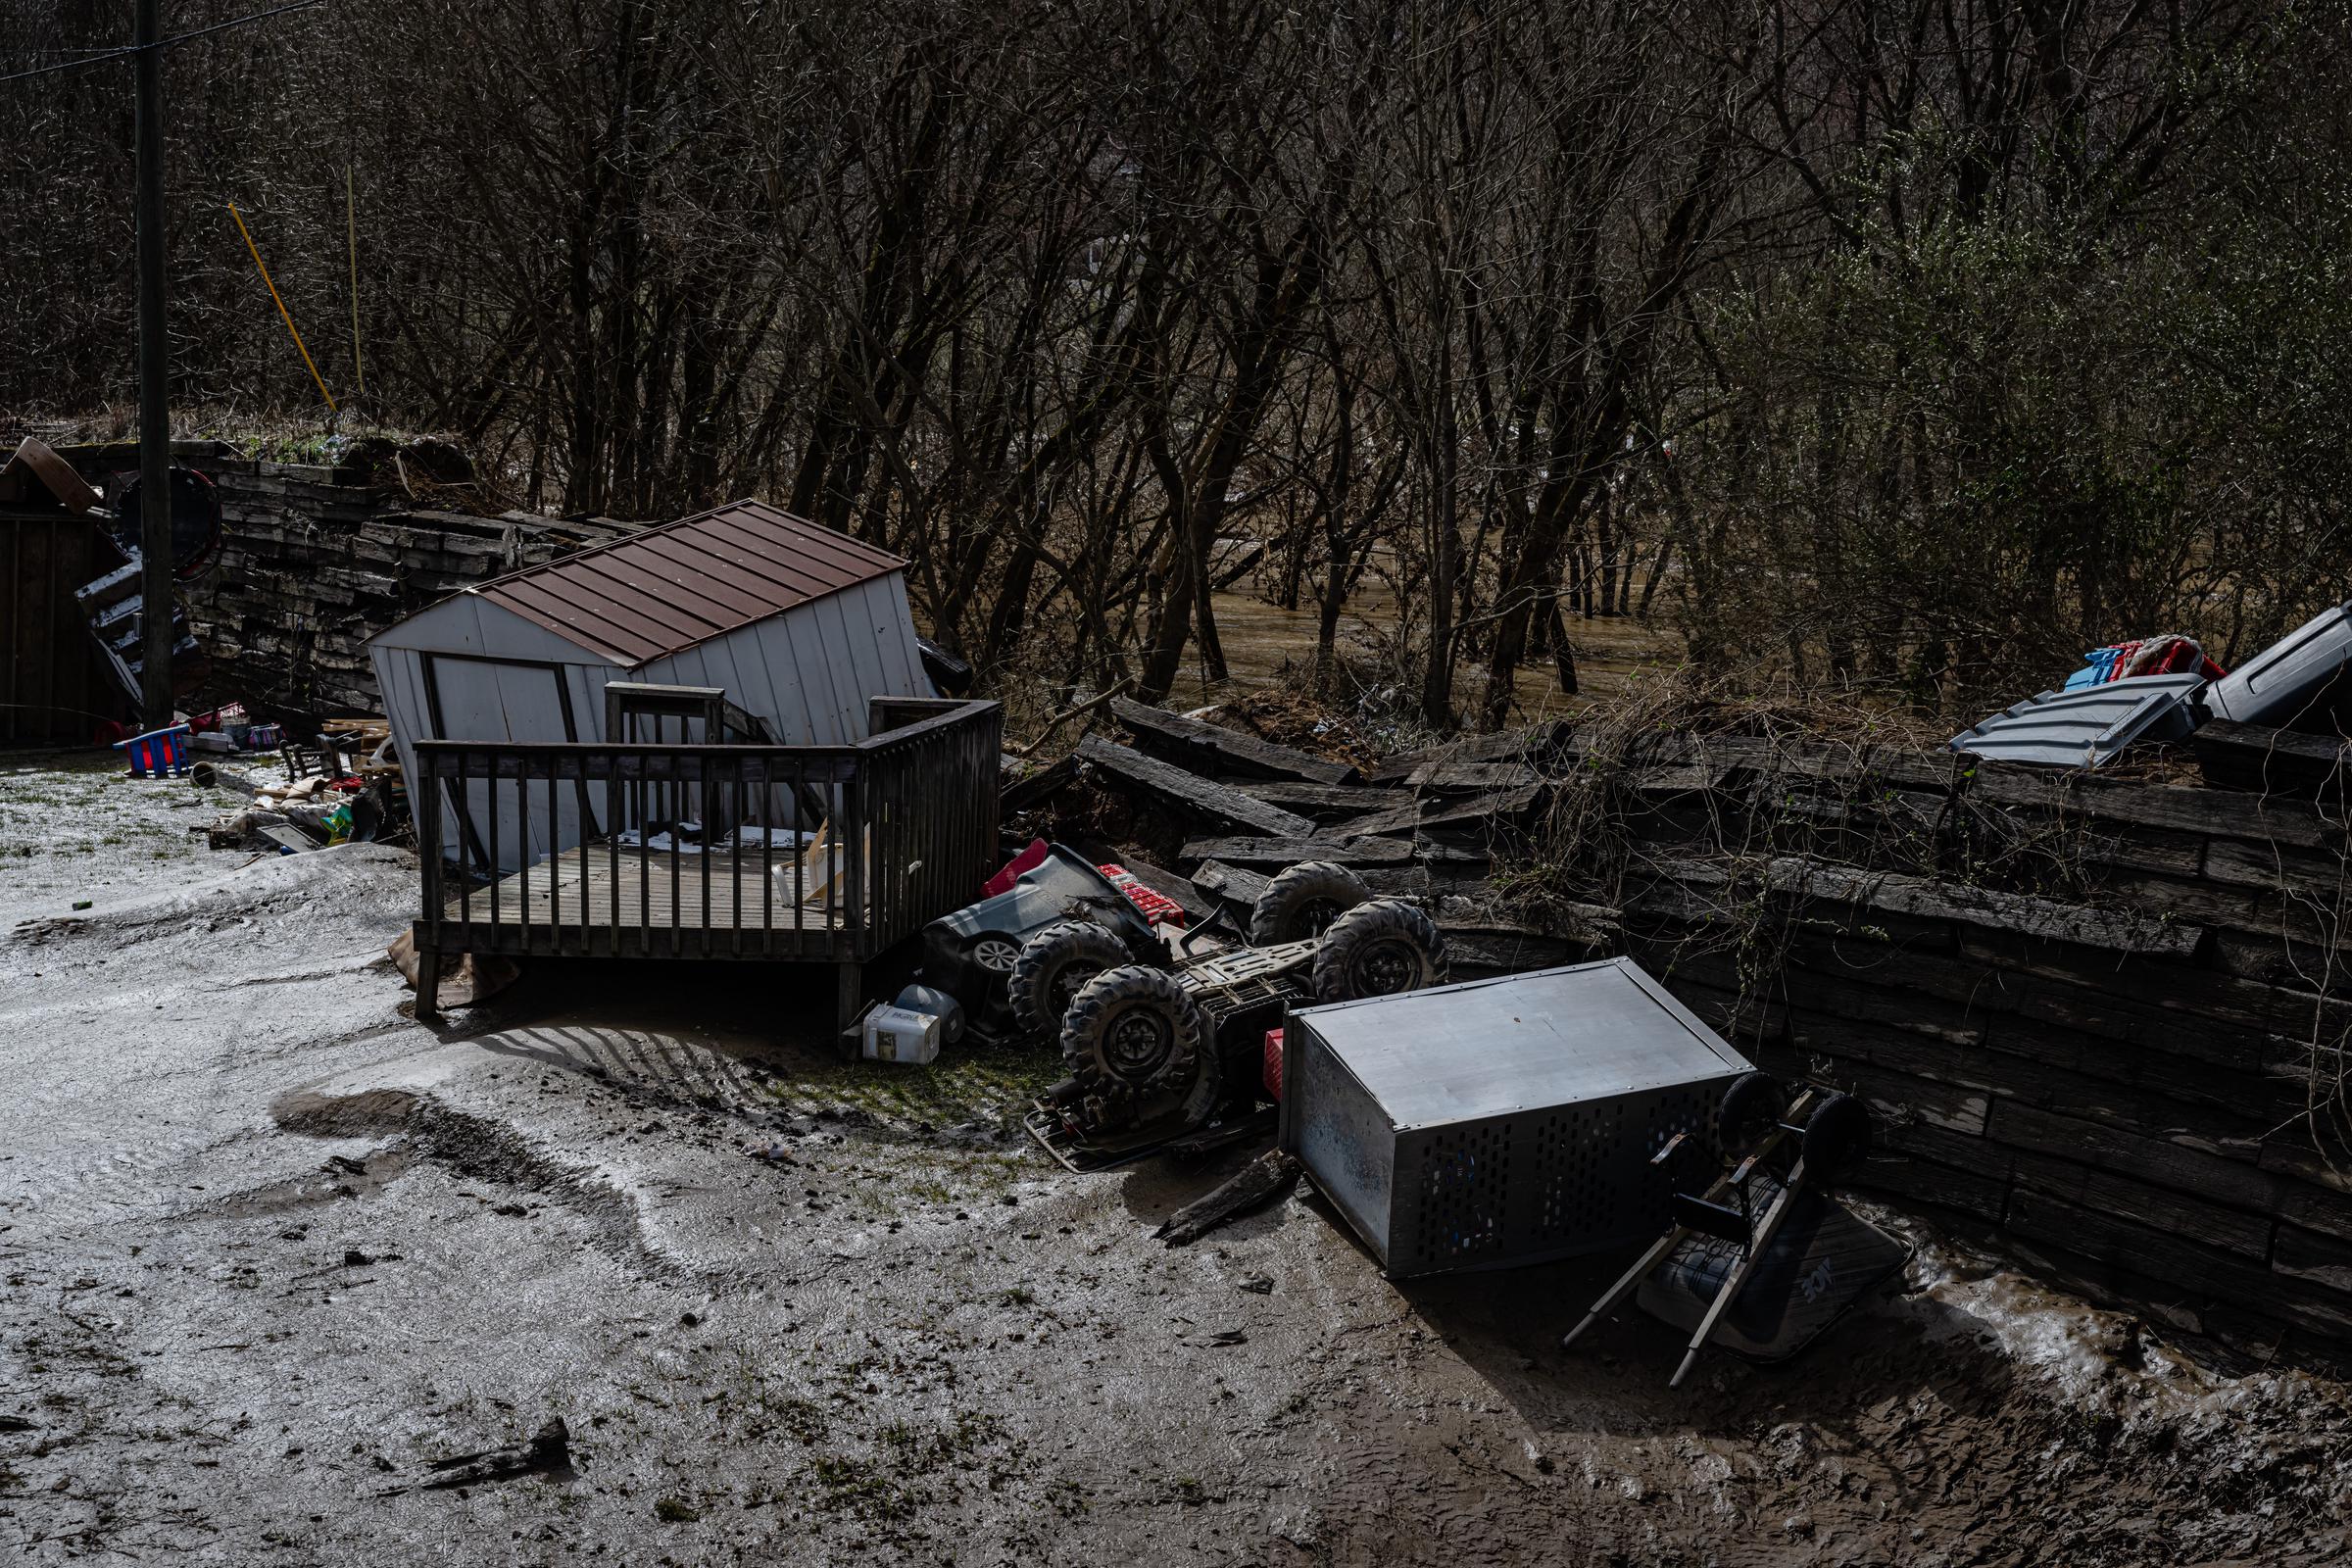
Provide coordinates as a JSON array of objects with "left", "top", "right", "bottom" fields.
[{"left": 6, "top": 753, "right": 2352, "bottom": 1567}]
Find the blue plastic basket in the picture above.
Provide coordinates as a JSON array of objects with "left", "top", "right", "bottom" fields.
[{"left": 115, "top": 723, "right": 192, "bottom": 778}]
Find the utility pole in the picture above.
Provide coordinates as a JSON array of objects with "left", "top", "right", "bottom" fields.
[{"left": 134, "top": 0, "right": 173, "bottom": 730}]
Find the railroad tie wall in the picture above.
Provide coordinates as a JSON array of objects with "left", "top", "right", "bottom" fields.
[{"left": 1614, "top": 751, "right": 2352, "bottom": 1369}]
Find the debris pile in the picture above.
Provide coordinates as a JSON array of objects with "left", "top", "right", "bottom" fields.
[
  {"left": 1033, "top": 685, "right": 2352, "bottom": 1372},
  {"left": 53, "top": 439, "right": 640, "bottom": 714}
]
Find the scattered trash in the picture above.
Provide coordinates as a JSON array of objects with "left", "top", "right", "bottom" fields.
[
  {"left": 893, "top": 983, "right": 966, "bottom": 1045},
  {"left": 2062, "top": 633, "right": 2225, "bottom": 689},
  {"left": 860, "top": 1003, "right": 945, "bottom": 1065},
  {"left": 375, "top": 1417, "right": 570, "bottom": 1495},
  {"left": 386, "top": 931, "right": 519, "bottom": 1010}
]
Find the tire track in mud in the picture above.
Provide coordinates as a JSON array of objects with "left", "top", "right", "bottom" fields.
[{"left": 265, "top": 1087, "right": 705, "bottom": 1289}]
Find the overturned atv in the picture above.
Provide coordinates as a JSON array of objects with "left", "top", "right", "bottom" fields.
[{"left": 1024, "top": 863, "right": 1445, "bottom": 1169}]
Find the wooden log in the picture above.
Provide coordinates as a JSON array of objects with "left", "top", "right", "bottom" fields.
[
  {"left": 2203, "top": 836, "right": 2352, "bottom": 902},
  {"left": 1748, "top": 1043, "right": 1991, "bottom": 1136},
  {"left": 1076, "top": 737, "right": 1319, "bottom": 837},
  {"left": 1761, "top": 858, "right": 2206, "bottom": 958},
  {"left": 1221, "top": 778, "right": 1416, "bottom": 822},
  {"left": 1109, "top": 697, "right": 1356, "bottom": 785},
  {"left": 1001, "top": 752, "right": 1079, "bottom": 814},
  {"left": 1854, "top": 1130, "right": 2014, "bottom": 1223}
]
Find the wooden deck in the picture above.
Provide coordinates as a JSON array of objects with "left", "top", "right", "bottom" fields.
[{"left": 449, "top": 842, "right": 860, "bottom": 937}]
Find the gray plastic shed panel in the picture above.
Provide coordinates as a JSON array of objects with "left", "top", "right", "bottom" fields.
[
  {"left": 2205, "top": 600, "right": 2352, "bottom": 725},
  {"left": 1947, "top": 673, "right": 2204, "bottom": 766}
]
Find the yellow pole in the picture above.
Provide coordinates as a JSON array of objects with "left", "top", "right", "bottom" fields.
[
  {"left": 226, "top": 201, "right": 336, "bottom": 413},
  {"left": 345, "top": 167, "right": 365, "bottom": 398}
]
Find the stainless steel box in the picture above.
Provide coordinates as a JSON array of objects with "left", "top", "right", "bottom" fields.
[{"left": 1279, "top": 957, "right": 1751, "bottom": 1278}]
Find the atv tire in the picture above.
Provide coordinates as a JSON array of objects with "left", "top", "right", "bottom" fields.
[
  {"left": 1311, "top": 899, "right": 1444, "bottom": 1004},
  {"left": 1716, "top": 1071, "right": 1787, "bottom": 1154},
  {"left": 1250, "top": 860, "right": 1372, "bottom": 945},
  {"left": 1008, "top": 921, "right": 1130, "bottom": 1036},
  {"left": 1059, "top": 966, "right": 1221, "bottom": 1137},
  {"left": 1800, "top": 1092, "right": 1873, "bottom": 1182}
]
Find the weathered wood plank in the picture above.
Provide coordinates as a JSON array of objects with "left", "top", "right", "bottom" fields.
[
  {"left": 2005, "top": 1147, "right": 2275, "bottom": 1259},
  {"left": 1109, "top": 698, "right": 1356, "bottom": 785},
  {"left": 1076, "top": 737, "right": 1319, "bottom": 837},
  {"left": 1761, "top": 858, "right": 2206, "bottom": 957},
  {"left": 1985, "top": 1102, "right": 2278, "bottom": 1212},
  {"left": 2004, "top": 1188, "right": 2352, "bottom": 1340},
  {"left": 1362, "top": 719, "right": 1574, "bottom": 784},
  {"left": 2193, "top": 719, "right": 2352, "bottom": 799},
  {"left": 1219, "top": 778, "right": 1416, "bottom": 822},
  {"left": 1332, "top": 782, "right": 1548, "bottom": 842},
  {"left": 1176, "top": 835, "right": 1417, "bottom": 870},
  {"left": 1400, "top": 760, "right": 1542, "bottom": 795},
  {"left": 1189, "top": 858, "right": 1272, "bottom": 911},
  {"left": 1435, "top": 923, "right": 1586, "bottom": 975}
]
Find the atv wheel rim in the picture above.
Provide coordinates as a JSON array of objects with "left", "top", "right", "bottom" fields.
[
  {"left": 973, "top": 937, "right": 1020, "bottom": 973},
  {"left": 1298, "top": 897, "right": 1343, "bottom": 936},
  {"left": 1102, "top": 1006, "right": 1176, "bottom": 1080},
  {"left": 1351, "top": 939, "right": 1419, "bottom": 996},
  {"left": 1049, "top": 965, "right": 1095, "bottom": 1017}
]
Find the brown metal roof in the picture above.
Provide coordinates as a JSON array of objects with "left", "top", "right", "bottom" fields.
[{"left": 474, "top": 499, "right": 906, "bottom": 665}]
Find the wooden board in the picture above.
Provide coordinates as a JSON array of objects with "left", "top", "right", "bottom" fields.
[
  {"left": 1220, "top": 778, "right": 1416, "bottom": 822},
  {"left": 1109, "top": 697, "right": 1357, "bottom": 785},
  {"left": 1077, "top": 737, "right": 1319, "bottom": 837},
  {"left": 1176, "top": 835, "right": 1417, "bottom": 870}
]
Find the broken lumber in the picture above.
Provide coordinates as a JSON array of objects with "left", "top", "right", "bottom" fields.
[
  {"left": 1363, "top": 719, "right": 1572, "bottom": 784},
  {"left": 1401, "top": 760, "right": 1542, "bottom": 795},
  {"left": 1332, "top": 782, "right": 1549, "bottom": 843},
  {"left": 1176, "top": 835, "right": 1416, "bottom": 870},
  {"left": 1077, "top": 737, "right": 1319, "bottom": 837},
  {"left": 1002, "top": 752, "right": 1079, "bottom": 813},
  {"left": 1437, "top": 922, "right": 1590, "bottom": 975},
  {"left": 1157, "top": 1150, "right": 1301, "bottom": 1247},
  {"left": 1220, "top": 778, "right": 1415, "bottom": 822},
  {"left": 1110, "top": 697, "right": 1356, "bottom": 785}
]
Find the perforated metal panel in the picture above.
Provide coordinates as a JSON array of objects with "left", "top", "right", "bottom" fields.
[{"left": 1284, "top": 959, "right": 1746, "bottom": 1277}]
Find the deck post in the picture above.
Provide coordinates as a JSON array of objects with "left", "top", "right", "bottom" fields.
[
  {"left": 835, "top": 960, "right": 865, "bottom": 1037},
  {"left": 416, "top": 946, "right": 443, "bottom": 1026}
]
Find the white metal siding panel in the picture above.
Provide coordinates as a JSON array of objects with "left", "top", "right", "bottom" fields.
[{"left": 370, "top": 591, "right": 604, "bottom": 665}]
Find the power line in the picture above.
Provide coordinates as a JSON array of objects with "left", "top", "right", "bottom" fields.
[{"left": 0, "top": 0, "right": 332, "bottom": 87}]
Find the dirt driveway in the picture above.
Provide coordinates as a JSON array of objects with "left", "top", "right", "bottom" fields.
[{"left": 3, "top": 758, "right": 2349, "bottom": 1566}]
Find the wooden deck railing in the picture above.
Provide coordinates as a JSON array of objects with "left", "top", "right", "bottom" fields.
[{"left": 412, "top": 697, "right": 1002, "bottom": 965}]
